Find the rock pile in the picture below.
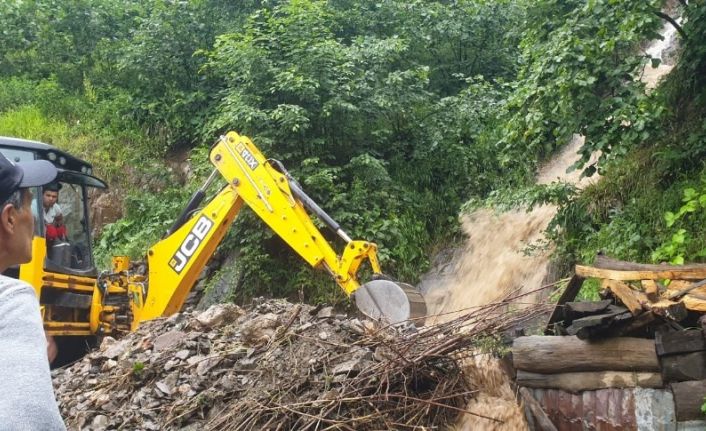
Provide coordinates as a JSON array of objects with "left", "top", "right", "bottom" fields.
[{"left": 54, "top": 298, "right": 542, "bottom": 430}]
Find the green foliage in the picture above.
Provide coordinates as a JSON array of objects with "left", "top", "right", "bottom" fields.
[
  {"left": 652, "top": 178, "right": 706, "bottom": 265},
  {"left": 132, "top": 361, "right": 145, "bottom": 378},
  {"left": 94, "top": 182, "right": 193, "bottom": 267},
  {"left": 500, "top": 0, "right": 664, "bottom": 174}
]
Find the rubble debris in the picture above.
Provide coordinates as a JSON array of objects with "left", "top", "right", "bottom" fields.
[{"left": 54, "top": 298, "right": 544, "bottom": 430}]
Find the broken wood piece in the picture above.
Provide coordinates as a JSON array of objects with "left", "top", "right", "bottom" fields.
[
  {"left": 564, "top": 307, "right": 631, "bottom": 339},
  {"left": 519, "top": 387, "right": 558, "bottom": 431},
  {"left": 671, "top": 380, "right": 706, "bottom": 421},
  {"left": 644, "top": 300, "right": 688, "bottom": 322},
  {"left": 563, "top": 299, "right": 612, "bottom": 323},
  {"left": 544, "top": 274, "right": 585, "bottom": 334},
  {"left": 602, "top": 279, "right": 645, "bottom": 315},
  {"left": 667, "top": 278, "right": 706, "bottom": 300},
  {"left": 516, "top": 370, "right": 663, "bottom": 392},
  {"left": 613, "top": 311, "right": 658, "bottom": 337},
  {"left": 663, "top": 280, "right": 706, "bottom": 311},
  {"left": 512, "top": 336, "right": 660, "bottom": 374},
  {"left": 655, "top": 329, "right": 706, "bottom": 356},
  {"left": 641, "top": 279, "right": 660, "bottom": 302},
  {"left": 681, "top": 295, "right": 706, "bottom": 312},
  {"left": 576, "top": 255, "right": 706, "bottom": 281},
  {"left": 661, "top": 351, "right": 706, "bottom": 382}
]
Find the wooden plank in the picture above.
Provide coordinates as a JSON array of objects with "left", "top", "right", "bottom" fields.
[
  {"left": 641, "top": 279, "right": 660, "bottom": 302},
  {"left": 564, "top": 300, "right": 612, "bottom": 322},
  {"left": 512, "top": 336, "right": 660, "bottom": 374},
  {"left": 517, "top": 370, "right": 663, "bottom": 393},
  {"left": 575, "top": 265, "right": 706, "bottom": 281},
  {"left": 595, "top": 255, "right": 706, "bottom": 277},
  {"left": 671, "top": 380, "right": 706, "bottom": 421},
  {"left": 661, "top": 351, "right": 706, "bottom": 382},
  {"left": 603, "top": 279, "right": 645, "bottom": 315},
  {"left": 544, "top": 274, "right": 585, "bottom": 334},
  {"left": 655, "top": 330, "right": 706, "bottom": 356},
  {"left": 519, "top": 387, "right": 558, "bottom": 431}
]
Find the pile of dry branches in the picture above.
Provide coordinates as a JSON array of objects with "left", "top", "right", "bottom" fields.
[{"left": 204, "top": 297, "right": 550, "bottom": 430}]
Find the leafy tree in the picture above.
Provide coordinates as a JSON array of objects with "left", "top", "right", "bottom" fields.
[{"left": 500, "top": 0, "right": 664, "bottom": 177}]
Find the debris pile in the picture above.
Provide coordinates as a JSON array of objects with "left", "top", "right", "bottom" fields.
[
  {"left": 546, "top": 255, "right": 706, "bottom": 339},
  {"left": 54, "top": 298, "right": 543, "bottom": 430}
]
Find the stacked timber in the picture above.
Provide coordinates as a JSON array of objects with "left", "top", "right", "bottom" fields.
[
  {"left": 656, "top": 329, "right": 706, "bottom": 422},
  {"left": 513, "top": 335, "right": 662, "bottom": 392},
  {"left": 546, "top": 255, "right": 706, "bottom": 339},
  {"left": 514, "top": 255, "right": 706, "bottom": 429}
]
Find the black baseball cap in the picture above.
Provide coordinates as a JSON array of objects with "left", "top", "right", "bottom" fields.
[{"left": 0, "top": 152, "right": 58, "bottom": 205}]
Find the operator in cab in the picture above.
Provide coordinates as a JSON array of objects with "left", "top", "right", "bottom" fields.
[
  {"left": 0, "top": 152, "right": 66, "bottom": 430},
  {"left": 36, "top": 182, "right": 73, "bottom": 267},
  {"left": 41, "top": 182, "right": 68, "bottom": 242}
]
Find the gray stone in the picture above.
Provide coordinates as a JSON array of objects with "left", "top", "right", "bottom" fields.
[
  {"left": 91, "top": 415, "right": 109, "bottom": 429},
  {"left": 153, "top": 330, "right": 185, "bottom": 352},
  {"left": 316, "top": 306, "right": 334, "bottom": 319},
  {"left": 195, "top": 303, "right": 244, "bottom": 329}
]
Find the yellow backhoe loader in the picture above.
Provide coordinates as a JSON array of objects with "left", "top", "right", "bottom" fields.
[{"left": 0, "top": 132, "right": 426, "bottom": 363}]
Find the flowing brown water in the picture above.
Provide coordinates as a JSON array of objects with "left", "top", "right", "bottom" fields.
[{"left": 426, "top": 135, "right": 595, "bottom": 325}]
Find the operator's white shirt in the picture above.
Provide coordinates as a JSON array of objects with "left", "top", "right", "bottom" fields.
[{"left": 43, "top": 203, "right": 62, "bottom": 224}]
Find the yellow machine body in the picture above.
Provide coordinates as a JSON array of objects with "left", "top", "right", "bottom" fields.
[{"left": 7, "top": 131, "right": 424, "bottom": 341}]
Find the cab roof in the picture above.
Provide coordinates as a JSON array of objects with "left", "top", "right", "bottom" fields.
[{"left": 0, "top": 136, "right": 107, "bottom": 189}]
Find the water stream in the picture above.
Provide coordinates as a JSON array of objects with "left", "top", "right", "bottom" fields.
[{"left": 424, "top": 13, "right": 683, "bottom": 429}]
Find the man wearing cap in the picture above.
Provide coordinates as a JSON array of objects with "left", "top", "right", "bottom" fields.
[{"left": 0, "top": 152, "right": 66, "bottom": 430}]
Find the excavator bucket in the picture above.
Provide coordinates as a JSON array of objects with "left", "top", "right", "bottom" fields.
[{"left": 353, "top": 280, "right": 427, "bottom": 327}]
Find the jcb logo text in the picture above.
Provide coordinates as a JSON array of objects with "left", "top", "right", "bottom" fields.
[{"left": 169, "top": 216, "right": 214, "bottom": 274}]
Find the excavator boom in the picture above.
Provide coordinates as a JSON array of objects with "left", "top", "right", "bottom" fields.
[{"left": 120, "top": 131, "right": 426, "bottom": 331}]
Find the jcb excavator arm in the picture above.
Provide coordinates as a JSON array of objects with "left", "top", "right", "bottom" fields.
[{"left": 99, "top": 132, "right": 425, "bottom": 334}]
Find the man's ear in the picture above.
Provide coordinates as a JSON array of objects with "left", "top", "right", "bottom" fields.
[{"left": 0, "top": 204, "right": 16, "bottom": 234}]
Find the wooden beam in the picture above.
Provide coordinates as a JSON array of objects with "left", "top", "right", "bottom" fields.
[
  {"left": 641, "top": 280, "right": 660, "bottom": 302},
  {"left": 655, "top": 330, "right": 706, "bottom": 356},
  {"left": 519, "top": 387, "right": 558, "bottom": 431},
  {"left": 595, "top": 255, "right": 706, "bottom": 275},
  {"left": 671, "top": 380, "right": 706, "bottom": 421},
  {"left": 517, "top": 370, "right": 663, "bottom": 392},
  {"left": 602, "top": 279, "right": 645, "bottom": 315},
  {"left": 661, "top": 352, "right": 706, "bottom": 382},
  {"left": 576, "top": 255, "right": 706, "bottom": 281},
  {"left": 513, "top": 336, "right": 660, "bottom": 374}
]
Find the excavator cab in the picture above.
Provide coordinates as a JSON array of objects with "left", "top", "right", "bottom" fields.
[{"left": 0, "top": 137, "right": 107, "bottom": 339}]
